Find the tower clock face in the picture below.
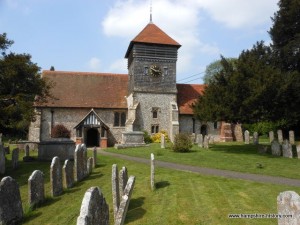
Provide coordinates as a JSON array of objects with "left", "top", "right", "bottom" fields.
[{"left": 149, "top": 64, "right": 162, "bottom": 77}]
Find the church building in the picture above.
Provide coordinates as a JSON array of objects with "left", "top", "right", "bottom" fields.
[{"left": 28, "top": 21, "right": 221, "bottom": 147}]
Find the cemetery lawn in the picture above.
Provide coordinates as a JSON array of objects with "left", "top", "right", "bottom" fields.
[
  {"left": 2, "top": 149, "right": 300, "bottom": 225},
  {"left": 105, "top": 142, "right": 300, "bottom": 180}
]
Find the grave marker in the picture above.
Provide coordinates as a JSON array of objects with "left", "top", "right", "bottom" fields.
[
  {"left": 28, "top": 170, "right": 45, "bottom": 207},
  {"left": 50, "top": 156, "right": 63, "bottom": 197}
]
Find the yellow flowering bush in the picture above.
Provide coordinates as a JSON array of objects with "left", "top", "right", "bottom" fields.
[{"left": 151, "top": 130, "right": 170, "bottom": 143}]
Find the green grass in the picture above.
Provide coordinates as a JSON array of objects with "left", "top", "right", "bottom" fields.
[
  {"left": 1, "top": 144, "right": 300, "bottom": 224},
  {"left": 106, "top": 141, "right": 300, "bottom": 179}
]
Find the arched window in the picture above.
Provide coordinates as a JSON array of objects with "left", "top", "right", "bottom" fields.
[{"left": 114, "top": 111, "right": 126, "bottom": 127}]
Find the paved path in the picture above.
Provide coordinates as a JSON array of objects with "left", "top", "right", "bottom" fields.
[{"left": 98, "top": 149, "right": 300, "bottom": 187}]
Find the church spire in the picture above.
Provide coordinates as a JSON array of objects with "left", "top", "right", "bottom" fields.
[{"left": 150, "top": 0, "right": 153, "bottom": 23}]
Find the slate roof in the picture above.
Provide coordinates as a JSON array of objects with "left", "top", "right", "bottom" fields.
[
  {"left": 176, "top": 84, "right": 205, "bottom": 115},
  {"left": 38, "top": 71, "right": 128, "bottom": 109},
  {"left": 125, "top": 22, "right": 181, "bottom": 58},
  {"left": 37, "top": 71, "right": 204, "bottom": 115}
]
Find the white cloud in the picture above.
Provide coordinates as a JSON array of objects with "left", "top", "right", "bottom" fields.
[{"left": 88, "top": 57, "right": 101, "bottom": 71}]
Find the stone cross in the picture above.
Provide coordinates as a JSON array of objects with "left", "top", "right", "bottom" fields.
[
  {"left": 297, "top": 145, "right": 300, "bottom": 159},
  {"left": 12, "top": 148, "right": 19, "bottom": 169},
  {"left": 93, "top": 146, "right": 97, "bottom": 168},
  {"left": 253, "top": 132, "right": 259, "bottom": 145},
  {"left": 0, "top": 144, "right": 5, "bottom": 175},
  {"left": 87, "top": 157, "right": 93, "bottom": 175},
  {"left": 75, "top": 144, "right": 85, "bottom": 182},
  {"left": 277, "top": 129, "right": 283, "bottom": 144},
  {"left": 271, "top": 140, "right": 281, "bottom": 156},
  {"left": 197, "top": 134, "right": 203, "bottom": 148},
  {"left": 28, "top": 170, "right": 45, "bottom": 207},
  {"left": 115, "top": 176, "right": 136, "bottom": 225},
  {"left": 119, "top": 166, "right": 128, "bottom": 200},
  {"left": 25, "top": 144, "right": 30, "bottom": 157},
  {"left": 277, "top": 191, "right": 300, "bottom": 225},
  {"left": 0, "top": 176, "right": 23, "bottom": 225},
  {"left": 244, "top": 130, "right": 250, "bottom": 144},
  {"left": 50, "top": 156, "right": 63, "bottom": 197},
  {"left": 269, "top": 131, "right": 274, "bottom": 143},
  {"left": 77, "top": 187, "right": 109, "bottom": 225},
  {"left": 282, "top": 140, "right": 293, "bottom": 158},
  {"left": 112, "top": 164, "right": 120, "bottom": 221},
  {"left": 161, "top": 134, "right": 165, "bottom": 149},
  {"left": 63, "top": 159, "right": 74, "bottom": 188},
  {"left": 289, "top": 130, "right": 295, "bottom": 145},
  {"left": 151, "top": 153, "right": 155, "bottom": 190},
  {"left": 203, "top": 135, "right": 209, "bottom": 149}
]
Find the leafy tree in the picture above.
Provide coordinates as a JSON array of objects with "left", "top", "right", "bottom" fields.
[{"left": 0, "top": 33, "right": 53, "bottom": 136}]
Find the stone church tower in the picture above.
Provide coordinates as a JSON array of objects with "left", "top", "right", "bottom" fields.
[{"left": 124, "top": 21, "right": 181, "bottom": 141}]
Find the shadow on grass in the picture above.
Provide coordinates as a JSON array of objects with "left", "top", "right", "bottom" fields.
[
  {"left": 155, "top": 181, "right": 170, "bottom": 189},
  {"left": 126, "top": 197, "right": 146, "bottom": 223},
  {"left": 210, "top": 144, "right": 260, "bottom": 155}
]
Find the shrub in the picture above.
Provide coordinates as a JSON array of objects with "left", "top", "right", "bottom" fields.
[
  {"left": 243, "top": 120, "right": 287, "bottom": 136},
  {"left": 51, "top": 124, "right": 71, "bottom": 138},
  {"left": 143, "top": 130, "right": 153, "bottom": 144},
  {"left": 151, "top": 130, "right": 170, "bottom": 143},
  {"left": 172, "top": 133, "right": 193, "bottom": 153}
]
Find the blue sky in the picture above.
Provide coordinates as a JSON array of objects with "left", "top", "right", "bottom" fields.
[{"left": 0, "top": 0, "right": 278, "bottom": 83}]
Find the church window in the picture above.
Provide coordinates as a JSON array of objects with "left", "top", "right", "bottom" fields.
[
  {"left": 144, "top": 66, "right": 149, "bottom": 75},
  {"left": 192, "top": 118, "right": 196, "bottom": 133},
  {"left": 152, "top": 107, "right": 159, "bottom": 118},
  {"left": 214, "top": 121, "right": 218, "bottom": 129},
  {"left": 151, "top": 124, "right": 159, "bottom": 134},
  {"left": 76, "top": 128, "right": 82, "bottom": 137},
  {"left": 114, "top": 112, "right": 126, "bottom": 127},
  {"left": 164, "top": 67, "right": 168, "bottom": 76}
]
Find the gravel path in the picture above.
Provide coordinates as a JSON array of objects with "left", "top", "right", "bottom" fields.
[{"left": 98, "top": 149, "right": 300, "bottom": 187}]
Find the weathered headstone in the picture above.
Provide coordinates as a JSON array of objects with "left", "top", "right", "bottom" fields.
[
  {"left": 75, "top": 144, "right": 85, "bottom": 182},
  {"left": 87, "top": 157, "right": 93, "bottom": 175},
  {"left": 203, "top": 135, "right": 209, "bottom": 149},
  {"left": 28, "top": 170, "right": 45, "bottom": 207},
  {"left": 277, "top": 129, "right": 283, "bottom": 144},
  {"left": 271, "top": 140, "right": 281, "bottom": 156},
  {"left": 253, "top": 132, "right": 259, "bottom": 145},
  {"left": 269, "top": 131, "right": 274, "bottom": 143},
  {"left": 282, "top": 140, "right": 293, "bottom": 158},
  {"left": 50, "top": 156, "right": 63, "bottom": 197},
  {"left": 277, "top": 191, "right": 300, "bottom": 225},
  {"left": 289, "top": 130, "right": 295, "bottom": 145},
  {"left": 244, "top": 130, "right": 250, "bottom": 144},
  {"left": 161, "top": 134, "right": 165, "bottom": 149},
  {"left": 297, "top": 145, "right": 300, "bottom": 159},
  {"left": 77, "top": 187, "right": 109, "bottom": 225},
  {"left": 119, "top": 166, "right": 128, "bottom": 199},
  {"left": 151, "top": 153, "right": 155, "bottom": 190},
  {"left": 12, "top": 148, "right": 19, "bottom": 169},
  {"left": 112, "top": 164, "right": 120, "bottom": 221},
  {"left": 197, "top": 134, "right": 203, "bottom": 148},
  {"left": 63, "top": 159, "right": 74, "bottom": 188},
  {"left": 93, "top": 147, "right": 97, "bottom": 168},
  {"left": 115, "top": 176, "right": 136, "bottom": 225},
  {"left": 25, "top": 144, "right": 30, "bottom": 157},
  {"left": 81, "top": 144, "right": 88, "bottom": 178},
  {"left": 0, "top": 145, "right": 5, "bottom": 175},
  {"left": 0, "top": 176, "right": 23, "bottom": 225}
]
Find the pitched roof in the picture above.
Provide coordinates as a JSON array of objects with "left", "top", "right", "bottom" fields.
[
  {"left": 177, "top": 84, "right": 205, "bottom": 115},
  {"left": 37, "top": 71, "right": 128, "bottom": 109},
  {"left": 125, "top": 22, "right": 181, "bottom": 58}
]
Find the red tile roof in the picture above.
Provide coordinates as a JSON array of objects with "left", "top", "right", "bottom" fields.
[
  {"left": 37, "top": 71, "right": 128, "bottom": 109},
  {"left": 125, "top": 22, "right": 181, "bottom": 58},
  {"left": 177, "top": 84, "right": 205, "bottom": 115}
]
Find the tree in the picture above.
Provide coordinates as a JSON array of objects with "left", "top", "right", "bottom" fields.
[{"left": 0, "top": 33, "right": 53, "bottom": 136}]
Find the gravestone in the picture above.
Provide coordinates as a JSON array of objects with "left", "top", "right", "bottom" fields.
[
  {"left": 269, "top": 131, "right": 274, "bottom": 143},
  {"left": 282, "top": 140, "right": 293, "bottom": 158},
  {"left": 81, "top": 144, "right": 88, "bottom": 178},
  {"left": 208, "top": 135, "right": 215, "bottom": 144},
  {"left": 271, "top": 140, "right": 281, "bottom": 156},
  {"left": 25, "top": 144, "right": 30, "bottom": 157},
  {"left": 277, "top": 129, "right": 283, "bottom": 144},
  {"left": 197, "top": 134, "right": 203, "bottom": 148},
  {"left": 289, "top": 130, "right": 295, "bottom": 145},
  {"left": 244, "top": 130, "right": 250, "bottom": 144},
  {"left": 93, "top": 147, "right": 97, "bottom": 168},
  {"left": 161, "top": 134, "right": 165, "bottom": 149},
  {"left": 0, "top": 176, "right": 23, "bottom": 225},
  {"left": 253, "top": 132, "right": 259, "bottom": 145},
  {"left": 277, "top": 191, "right": 300, "bottom": 225},
  {"left": 28, "top": 170, "right": 45, "bottom": 207},
  {"left": 112, "top": 164, "right": 120, "bottom": 221},
  {"left": 115, "top": 176, "right": 136, "bottom": 225},
  {"left": 203, "top": 135, "right": 209, "bottom": 149},
  {"left": 0, "top": 145, "right": 5, "bottom": 175},
  {"left": 151, "top": 153, "right": 155, "bottom": 190},
  {"left": 297, "top": 145, "right": 300, "bottom": 159},
  {"left": 119, "top": 166, "right": 128, "bottom": 199},
  {"left": 50, "top": 156, "right": 63, "bottom": 197},
  {"left": 75, "top": 144, "right": 85, "bottom": 182},
  {"left": 12, "top": 148, "right": 19, "bottom": 169},
  {"left": 63, "top": 159, "right": 74, "bottom": 188},
  {"left": 87, "top": 157, "right": 93, "bottom": 175},
  {"left": 77, "top": 187, "right": 109, "bottom": 225}
]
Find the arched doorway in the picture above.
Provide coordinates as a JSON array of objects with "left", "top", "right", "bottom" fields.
[
  {"left": 86, "top": 128, "right": 99, "bottom": 147},
  {"left": 200, "top": 124, "right": 208, "bottom": 137}
]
